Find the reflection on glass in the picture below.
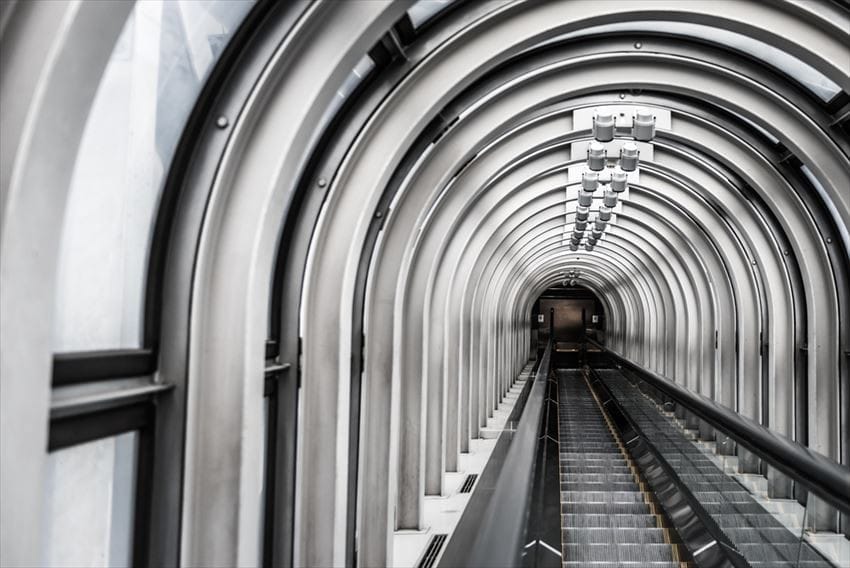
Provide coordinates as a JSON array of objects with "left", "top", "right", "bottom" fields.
[
  {"left": 408, "top": 0, "right": 454, "bottom": 29},
  {"left": 54, "top": 0, "right": 255, "bottom": 352},
  {"left": 536, "top": 21, "right": 841, "bottom": 102},
  {"left": 41, "top": 432, "right": 139, "bottom": 567}
]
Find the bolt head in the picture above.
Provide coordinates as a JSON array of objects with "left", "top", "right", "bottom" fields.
[{"left": 216, "top": 116, "right": 229, "bottom": 129}]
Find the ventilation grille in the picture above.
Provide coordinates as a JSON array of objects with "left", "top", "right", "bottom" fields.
[
  {"left": 416, "top": 533, "right": 448, "bottom": 568},
  {"left": 459, "top": 473, "right": 478, "bottom": 493}
]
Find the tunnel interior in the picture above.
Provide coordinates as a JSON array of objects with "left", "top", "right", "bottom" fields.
[
  {"left": 533, "top": 284, "right": 605, "bottom": 366},
  {"left": 1, "top": 1, "right": 849, "bottom": 567}
]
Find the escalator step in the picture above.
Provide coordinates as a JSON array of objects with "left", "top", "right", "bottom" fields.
[
  {"left": 737, "top": 543, "right": 829, "bottom": 563},
  {"left": 595, "top": 370, "right": 833, "bottom": 568},
  {"left": 563, "top": 527, "right": 669, "bottom": 544},
  {"left": 559, "top": 482, "right": 640, "bottom": 492},
  {"left": 723, "top": 527, "right": 802, "bottom": 544},
  {"left": 713, "top": 513, "right": 786, "bottom": 528},
  {"left": 561, "top": 513, "right": 659, "bottom": 528},
  {"left": 561, "top": 491, "right": 645, "bottom": 503},
  {"left": 562, "top": 564, "right": 680, "bottom": 567},
  {"left": 561, "top": 502, "right": 652, "bottom": 515},
  {"left": 562, "top": 543, "right": 675, "bottom": 562},
  {"left": 560, "top": 473, "right": 634, "bottom": 481}
]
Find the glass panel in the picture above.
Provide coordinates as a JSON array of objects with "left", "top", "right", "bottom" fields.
[
  {"left": 41, "top": 432, "right": 139, "bottom": 567},
  {"left": 53, "top": 0, "right": 255, "bottom": 352},
  {"left": 408, "top": 0, "right": 454, "bottom": 29},
  {"left": 537, "top": 21, "right": 841, "bottom": 102}
]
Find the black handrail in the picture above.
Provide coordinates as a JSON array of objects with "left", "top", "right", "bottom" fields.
[
  {"left": 587, "top": 338, "right": 850, "bottom": 515},
  {"left": 466, "top": 333, "right": 555, "bottom": 567}
]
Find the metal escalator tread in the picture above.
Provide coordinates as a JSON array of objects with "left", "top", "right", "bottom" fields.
[
  {"left": 557, "top": 370, "right": 679, "bottom": 567},
  {"left": 594, "top": 369, "right": 834, "bottom": 568}
]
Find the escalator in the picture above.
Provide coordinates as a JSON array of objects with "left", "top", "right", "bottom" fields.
[
  {"left": 596, "top": 368, "right": 832, "bottom": 567},
  {"left": 559, "top": 370, "right": 685, "bottom": 566},
  {"left": 457, "top": 336, "right": 849, "bottom": 568}
]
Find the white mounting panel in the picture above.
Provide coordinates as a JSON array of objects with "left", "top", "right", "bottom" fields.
[
  {"left": 568, "top": 140, "right": 653, "bottom": 184},
  {"left": 564, "top": 185, "right": 628, "bottom": 214},
  {"left": 573, "top": 104, "right": 672, "bottom": 131}
]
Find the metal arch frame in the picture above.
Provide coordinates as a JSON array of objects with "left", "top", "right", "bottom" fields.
[
  {"left": 4, "top": 0, "right": 840, "bottom": 564},
  {"left": 334, "top": 21, "right": 844, "bottom": 556},
  {"left": 388, "top": 115, "right": 724, "bottom": 484},
  {"left": 420, "top": 42, "right": 844, "bottom": 430},
  {"left": 420, "top": 104, "right": 812, "bottom": 464},
  {"left": 358, "top": 45, "right": 840, "bottom": 556},
  {"left": 497, "top": 237, "right": 653, "bottom": 364},
  {"left": 348, "top": 28, "right": 844, "bottom": 560},
  {"left": 642, "top": 152, "right": 798, "bottom": 451},
  {"left": 390, "top": 80, "right": 788, "bottom": 402},
  {"left": 177, "top": 3, "right": 414, "bottom": 567},
  {"left": 486, "top": 31, "right": 849, "bottom": 279},
  {"left": 668, "top": 114, "right": 844, "bottom": 480}
]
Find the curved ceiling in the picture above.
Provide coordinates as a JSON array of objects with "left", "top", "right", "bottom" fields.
[{"left": 1, "top": 1, "right": 847, "bottom": 566}]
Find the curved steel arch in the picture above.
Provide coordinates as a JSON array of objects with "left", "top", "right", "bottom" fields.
[{"left": 2, "top": 1, "right": 849, "bottom": 565}]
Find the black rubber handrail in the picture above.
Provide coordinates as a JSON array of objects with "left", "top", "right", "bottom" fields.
[
  {"left": 466, "top": 334, "right": 554, "bottom": 567},
  {"left": 587, "top": 338, "right": 850, "bottom": 515}
]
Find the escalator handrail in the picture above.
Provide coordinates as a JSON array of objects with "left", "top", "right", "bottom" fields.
[
  {"left": 587, "top": 338, "right": 850, "bottom": 515},
  {"left": 465, "top": 336, "right": 554, "bottom": 567}
]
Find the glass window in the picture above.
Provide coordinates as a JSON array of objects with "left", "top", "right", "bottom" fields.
[
  {"left": 408, "top": 0, "right": 454, "bottom": 29},
  {"left": 53, "top": 0, "right": 255, "bottom": 352},
  {"left": 41, "top": 432, "right": 139, "bottom": 567},
  {"left": 537, "top": 21, "right": 841, "bottom": 102}
]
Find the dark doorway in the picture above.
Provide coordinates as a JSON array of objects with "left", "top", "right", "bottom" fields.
[{"left": 533, "top": 284, "right": 605, "bottom": 367}]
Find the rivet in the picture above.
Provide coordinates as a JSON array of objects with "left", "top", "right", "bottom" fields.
[
  {"left": 216, "top": 116, "right": 229, "bottom": 129},
  {"left": 634, "top": 41, "right": 642, "bottom": 49},
  {"left": 751, "top": 260, "right": 757, "bottom": 265},
  {"left": 619, "top": 93, "right": 626, "bottom": 99},
  {"left": 317, "top": 178, "right": 327, "bottom": 187},
  {"left": 783, "top": 250, "right": 789, "bottom": 256},
  {"left": 826, "top": 237, "right": 833, "bottom": 244},
  {"left": 375, "top": 211, "right": 383, "bottom": 218}
]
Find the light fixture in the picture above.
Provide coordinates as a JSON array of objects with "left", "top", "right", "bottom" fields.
[
  {"left": 569, "top": 243, "right": 579, "bottom": 251},
  {"left": 575, "top": 220, "right": 588, "bottom": 231},
  {"left": 603, "top": 190, "right": 618, "bottom": 208},
  {"left": 598, "top": 206, "right": 612, "bottom": 221},
  {"left": 581, "top": 170, "right": 599, "bottom": 191},
  {"left": 620, "top": 142, "right": 639, "bottom": 171},
  {"left": 576, "top": 205, "right": 590, "bottom": 221},
  {"left": 632, "top": 107, "right": 656, "bottom": 141},
  {"left": 611, "top": 167, "right": 627, "bottom": 192},
  {"left": 578, "top": 191, "right": 594, "bottom": 207},
  {"left": 587, "top": 141, "right": 606, "bottom": 171},
  {"left": 585, "top": 244, "right": 594, "bottom": 251},
  {"left": 592, "top": 108, "right": 615, "bottom": 142},
  {"left": 594, "top": 218, "right": 607, "bottom": 231}
]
